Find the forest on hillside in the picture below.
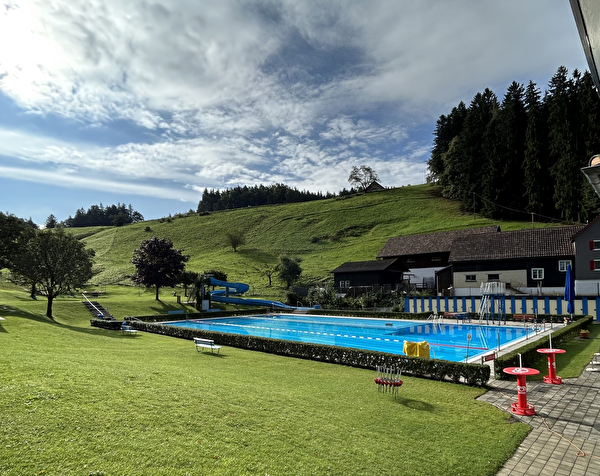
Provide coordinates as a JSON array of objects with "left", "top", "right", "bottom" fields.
[
  {"left": 59, "top": 203, "right": 144, "bottom": 228},
  {"left": 427, "top": 66, "right": 600, "bottom": 223},
  {"left": 197, "top": 183, "right": 343, "bottom": 212}
]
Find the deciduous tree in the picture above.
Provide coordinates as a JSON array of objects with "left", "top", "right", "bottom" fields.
[
  {"left": 276, "top": 255, "right": 302, "bottom": 289},
  {"left": 11, "top": 228, "right": 95, "bottom": 319},
  {"left": 131, "top": 237, "right": 189, "bottom": 300},
  {"left": 224, "top": 227, "right": 246, "bottom": 252},
  {"left": 348, "top": 165, "right": 379, "bottom": 191},
  {"left": 0, "top": 212, "right": 34, "bottom": 271}
]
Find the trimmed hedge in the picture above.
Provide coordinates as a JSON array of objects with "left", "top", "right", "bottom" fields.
[
  {"left": 494, "top": 315, "right": 593, "bottom": 379},
  {"left": 124, "top": 320, "right": 490, "bottom": 386}
]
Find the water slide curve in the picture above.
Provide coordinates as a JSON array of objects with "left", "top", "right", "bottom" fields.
[{"left": 208, "top": 277, "right": 294, "bottom": 309}]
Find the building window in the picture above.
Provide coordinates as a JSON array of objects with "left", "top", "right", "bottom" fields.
[
  {"left": 592, "top": 261, "right": 600, "bottom": 271},
  {"left": 339, "top": 280, "right": 350, "bottom": 288},
  {"left": 531, "top": 268, "right": 544, "bottom": 280},
  {"left": 592, "top": 240, "right": 600, "bottom": 251},
  {"left": 431, "top": 257, "right": 441, "bottom": 262},
  {"left": 406, "top": 259, "right": 415, "bottom": 264},
  {"left": 465, "top": 275, "right": 476, "bottom": 282},
  {"left": 487, "top": 274, "right": 500, "bottom": 281},
  {"left": 558, "top": 260, "right": 572, "bottom": 272}
]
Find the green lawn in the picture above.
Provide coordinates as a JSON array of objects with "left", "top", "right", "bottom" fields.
[
  {"left": 0, "top": 285, "right": 531, "bottom": 476},
  {"left": 527, "top": 323, "right": 600, "bottom": 380}
]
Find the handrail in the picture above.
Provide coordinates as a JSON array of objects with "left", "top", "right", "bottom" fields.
[{"left": 82, "top": 292, "right": 105, "bottom": 317}]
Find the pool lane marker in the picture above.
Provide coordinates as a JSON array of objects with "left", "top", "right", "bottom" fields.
[{"left": 197, "top": 322, "right": 488, "bottom": 350}]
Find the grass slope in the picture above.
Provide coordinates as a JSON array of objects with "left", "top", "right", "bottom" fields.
[
  {"left": 0, "top": 290, "right": 530, "bottom": 476},
  {"left": 75, "top": 184, "right": 536, "bottom": 301}
]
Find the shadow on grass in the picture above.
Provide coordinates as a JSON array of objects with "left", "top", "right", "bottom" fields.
[
  {"left": 149, "top": 299, "right": 194, "bottom": 314},
  {"left": 0, "top": 303, "right": 134, "bottom": 339},
  {"left": 394, "top": 396, "right": 435, "bottom": 412},
  {"left": 194, "top": 352, "right": 226, "bottom": 359}
]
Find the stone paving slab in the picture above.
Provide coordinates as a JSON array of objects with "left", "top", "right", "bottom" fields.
[{"left": 478, "top": 360, "right": 600, "bottom": 475}]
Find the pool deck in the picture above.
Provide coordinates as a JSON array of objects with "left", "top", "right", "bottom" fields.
[{"left": 476, "top": 323, "right": 600, "bottom": 476}]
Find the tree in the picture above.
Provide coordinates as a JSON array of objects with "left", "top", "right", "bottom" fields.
[
  {"left": 203, "top": 269, "right": 227, "bottom": 282},
  {"left": 224, "top": 227, "right": 246, "bottom": 252},
  {"left": 255, "top": 262, "right": 278, "bottom": 286},
  {"left": 45, "top": 214, "right": 57, "bottom": 229},
  {"left": 523, "top": 80, "right": 552, "bottom": 217},
  {"left": 0, "top": 212, "right": 35, "bottom": 271},
  {"left": 547, "top": 66, "right": 580, "bottom": 221},
  {"left": 11, "top": 228, "right": 95, "bottom": 319},
  {"left": 481, "top": 81, "right": 527, "bottom": 218},
  {"left": 276, "top": 255, "right": 303, "bottom": 289},
  {"left": 131, "top": 237, "right": 189, "bottom": 300},
  {"left": 428, "top": 102, "right": 467, "bottom": 183},
  {"left": 188, "top": 274, "right": 213, "bottom": 311},
  {"left": 459, "top": 88, "right": 499, "bottom": 212},
  {"left": 348, "top": 165, "right": 379, "bottom": 191},
  {"left": 180, "top": 270, "right": 199, "bottom": 297}
]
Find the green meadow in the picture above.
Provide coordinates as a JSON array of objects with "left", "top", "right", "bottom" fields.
[
  {"left": 72, "top": 184, "right": 537, "bottom": 302},
  {"left": 1, "top": 184, "right": 583, "bottom": 475},
  {"left": 0, "top": 284, "right": 531, "bottom": 476}
]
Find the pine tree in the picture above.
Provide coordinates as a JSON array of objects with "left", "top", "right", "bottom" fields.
[
  {"left": 458, "top": 88, "right": 499, "bottom": 212},
  {"left": 547, "top": 66, "right": 579, "bottom": 221},
  {"left": 494, "top": 81, "right": 527, "bottom": 217},
  {"left": 428, "top": 102, "right": 467, "bottom": 184}
]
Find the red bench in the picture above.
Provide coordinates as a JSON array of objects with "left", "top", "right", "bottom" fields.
[
  {"left": 513, "top": 314, "right": 535, "bottom": 322},
  {"left": 443, "top": 312, "right": 470, "bottom": 323}
]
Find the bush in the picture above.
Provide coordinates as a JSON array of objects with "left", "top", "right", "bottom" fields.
[{"left": 121, "top": 319, "right": 490, "bottom": 386}]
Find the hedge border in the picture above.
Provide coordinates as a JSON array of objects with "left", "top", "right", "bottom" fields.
[{"left": 94, "top": 318, "right": 490, "bottom": 387}]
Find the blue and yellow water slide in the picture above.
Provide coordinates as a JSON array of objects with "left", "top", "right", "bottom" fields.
[{"left": 208, "top": 277, "right": 295, "bottom": 309}]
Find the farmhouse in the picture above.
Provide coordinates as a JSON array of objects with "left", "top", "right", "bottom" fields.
[
  {"left": 333, "top": 216, "right": 600, "bottom": 297},
  {"left": 376, "top": 226, "right": 500, "bottom": 290},
  {"left": 444, "top": 226, "right": 583, "bottom": 296}
]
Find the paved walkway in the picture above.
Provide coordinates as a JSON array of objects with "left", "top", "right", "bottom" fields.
[{"left": 478, "top": 359, "right": 600, "bottom": 475}]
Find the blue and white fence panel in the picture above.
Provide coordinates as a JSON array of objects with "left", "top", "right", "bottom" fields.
[{"left": 403, "top": 296, "right": 600, "bottom": 321}]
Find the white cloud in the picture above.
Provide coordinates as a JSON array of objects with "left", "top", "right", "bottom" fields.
[{"left": 0, "top": 0, "right": 589, "bottom": 225}]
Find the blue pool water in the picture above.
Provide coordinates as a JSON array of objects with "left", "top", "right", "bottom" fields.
[{"left": 165, "top": 314, "right": 533, "bottom": 362}]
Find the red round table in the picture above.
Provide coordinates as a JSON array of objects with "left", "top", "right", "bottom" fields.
[
  {"left": 537, "top": 348, "right": 566, "bottom": 384},
  {"left": 502, "top": 367, "right": 540, "bottom": 416}
]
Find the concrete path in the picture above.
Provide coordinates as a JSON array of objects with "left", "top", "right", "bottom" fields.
[{"left": 478, "top": 360, "right": 600, "bottom": 475}]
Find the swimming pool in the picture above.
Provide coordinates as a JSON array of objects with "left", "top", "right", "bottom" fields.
[{"left": 165, "top": 314, "right": 533, "bottom": 362}]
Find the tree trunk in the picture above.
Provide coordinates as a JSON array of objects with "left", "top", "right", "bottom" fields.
[
  {"left": 155, "top": 285, "right": 160, "bottom": 300},
  {"left": 46, "top": 296, "right": 53, "bottom": 319}
]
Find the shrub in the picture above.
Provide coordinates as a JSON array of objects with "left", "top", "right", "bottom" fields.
[{"left": 118, "top": 318, "right": 490, "bottom": 386}]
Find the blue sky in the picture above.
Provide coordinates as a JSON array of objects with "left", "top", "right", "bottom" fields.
[{"left": 0, "top": 1, "right": 588, "bottom": 225}]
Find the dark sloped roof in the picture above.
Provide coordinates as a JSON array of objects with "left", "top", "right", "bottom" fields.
[
  {"left": 377, "top": 226, "right": 500, "bottom": 258},
  {"left": 331, "top": 258, "right": 407, "bottom": 274},
  {"left": 448, "top": 226, "right": 584, "bottom": 262},
  {"left": 571, "top": 213, "right": 600, "bottom": 241}
]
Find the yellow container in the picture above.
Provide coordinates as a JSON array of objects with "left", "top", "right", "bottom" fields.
[{"left": 417, "top": 341, "right": 430, "bottom": 358}]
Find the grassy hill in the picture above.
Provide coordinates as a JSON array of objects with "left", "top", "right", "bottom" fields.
[{"left": 73, "top": 184, "right": 540, "bottom": 301}]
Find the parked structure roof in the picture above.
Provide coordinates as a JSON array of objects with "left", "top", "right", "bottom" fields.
[
  {"left": 448, "top": 226, "right": 585, "bottom": 262},
  {"left": 377, "top": 226, "right": 500, "bottom": 258},
  {"left": 331, "top": 258, "right": 407, "bottom": 274}
]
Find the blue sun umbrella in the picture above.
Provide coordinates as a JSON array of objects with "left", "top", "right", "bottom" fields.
[{"left": 564, "top": 264, "right": 575, "bottom": 315}]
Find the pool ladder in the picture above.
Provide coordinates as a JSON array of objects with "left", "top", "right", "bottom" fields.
[{"left": 426, "top": 312, "right": 443, "bottom": 331}]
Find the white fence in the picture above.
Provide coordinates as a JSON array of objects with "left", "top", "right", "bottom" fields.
[{"left": 404, "top": 295, "right": 599, "bottom": 320}]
